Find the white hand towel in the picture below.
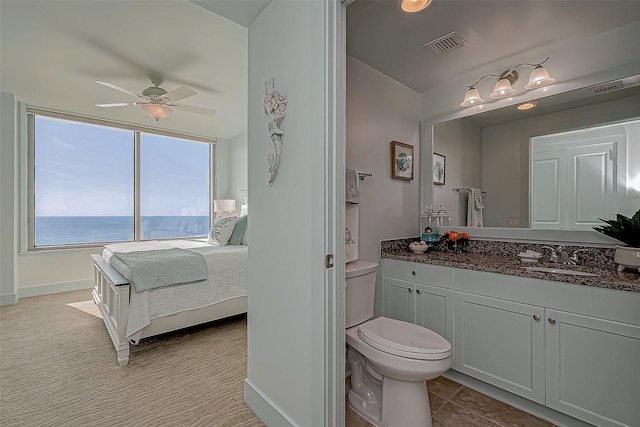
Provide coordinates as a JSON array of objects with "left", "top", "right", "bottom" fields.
[
  {"left": 345, "top": 204, "right": 359, "bottom": 263},
  {"left": 346, "top": 168, "right": 360, "bottom": 204},
  {"left": 467, "top": 189, "right": 484, "bottom": 227},
  {"left": 471, "top": 188, "right": 484, "bottom": 209}
]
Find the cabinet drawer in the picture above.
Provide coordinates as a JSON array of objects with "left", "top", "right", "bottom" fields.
[{"left": 382, "top": 259, "right": 453, "bottom": 288}]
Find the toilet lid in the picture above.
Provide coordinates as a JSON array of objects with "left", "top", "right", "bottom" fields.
[{"left": 357, "top": 317, "right": 451, "bottom": 360}]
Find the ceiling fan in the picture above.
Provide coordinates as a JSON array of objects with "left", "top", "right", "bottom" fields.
[{"left": 95, "top": 73, "right": 216, "bottom": 121}]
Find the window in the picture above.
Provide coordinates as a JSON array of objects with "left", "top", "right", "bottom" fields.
[{"left": 30, "top": 111, "right": 214, "bottom": 248}]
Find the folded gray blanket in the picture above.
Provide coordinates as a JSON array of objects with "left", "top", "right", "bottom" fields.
[{"left": 112, "top": 248, "right": 208, "bottom": 292}]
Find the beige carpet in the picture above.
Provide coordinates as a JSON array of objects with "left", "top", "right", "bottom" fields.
[{"left": 0, "top": 289, "right": 264, "bottom": 427}]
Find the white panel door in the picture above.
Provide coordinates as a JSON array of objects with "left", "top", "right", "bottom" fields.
[
  {"left": 567, "top": 142, "right": 617, "bottom": 230},
  {"left": 531, "top": 153, "right": 564, "bottom": 229},
  {"left": 546, "top": 309, "right": 640, "bottom": 427},
  {"left": 454, "top": 292, "right": 545, "bottom": 403}
]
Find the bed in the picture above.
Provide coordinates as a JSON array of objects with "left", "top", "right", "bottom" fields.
[{"left": 91, "top": 239, "right": 248, "bottom": 366}]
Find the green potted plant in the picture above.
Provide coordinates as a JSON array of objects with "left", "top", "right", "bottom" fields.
[{"left": 593, "top": 209, "right": 640, "bottom": 271}]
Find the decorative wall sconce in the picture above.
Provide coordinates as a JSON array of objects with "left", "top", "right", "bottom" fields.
[{"left": 460, "top": 57, "right": 554, "bottom": 107}]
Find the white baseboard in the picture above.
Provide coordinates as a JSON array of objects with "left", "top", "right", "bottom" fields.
[
  {"left": 18, "top": 279, "right": 93, "bottom": 299},
  {"left": 244, "top": 378, "right": 298, "bottom": 427},
  {"left": 0, "top": 293, "right": 18, "bottom": 306}
]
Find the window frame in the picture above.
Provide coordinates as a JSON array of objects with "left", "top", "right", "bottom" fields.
[{"left": 26, "top": 108, "right": 216, "bottom": 251}]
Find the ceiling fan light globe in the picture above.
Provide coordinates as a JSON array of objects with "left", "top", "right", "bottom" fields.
[
  {"left": 460, "top": 87, "right": 485, "bottom": 107},
  {"left": 490, "top": 78, "right": 516, "bottom": 99},
  {"left": 141, "top": 104, "right": 172, "bottom": 121},
  {"left": 524, "top": 66, "right": 555, "bottom": 89}
]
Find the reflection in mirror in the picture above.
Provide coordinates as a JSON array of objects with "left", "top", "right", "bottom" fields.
[
  {"left": 433, "top": 78, "right": 640, "bottom": 230},
  {"left": 530, "top": 120, "right": 639, "bottom": 230}
]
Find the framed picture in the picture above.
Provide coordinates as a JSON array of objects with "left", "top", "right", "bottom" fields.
[
  {"left": 390, "top": 141, "right": 414, "bottom": 181},
  {"left": 433, "top": 152, "right": 446, "bottom": 185}
]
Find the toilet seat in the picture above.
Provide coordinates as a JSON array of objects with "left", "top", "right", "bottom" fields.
[{"left": 358, "top": 317, "right": 451, "bottom": 360}]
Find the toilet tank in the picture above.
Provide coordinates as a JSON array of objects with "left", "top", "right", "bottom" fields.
[{"left": 345, "top": 261, "right": 378, "bottom": 328}]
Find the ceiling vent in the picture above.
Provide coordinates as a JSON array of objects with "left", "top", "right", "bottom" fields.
[
  {"left": 589, "top": 80, "right": 624, "bottom": 95},
  {"left": 424, "top": 31, "right": 468, "bottom": 55}
]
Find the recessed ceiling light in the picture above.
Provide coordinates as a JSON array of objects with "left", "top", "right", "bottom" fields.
[
  {"left": 517, "top": 102, "right": 537, "bottom": 110},
  {"left": 399, "top": 0, "right": 433, "bottom": 13}
]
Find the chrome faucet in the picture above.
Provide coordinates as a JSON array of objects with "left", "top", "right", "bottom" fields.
[
  {"left": 541, "top": 245, "right": 560, "bottom": 263},
  {"left": 541, "top": 245, "right": 589, "bottom": 265},
  {"left": 569, "top": 249, "right": 590, "bottom": 266}
]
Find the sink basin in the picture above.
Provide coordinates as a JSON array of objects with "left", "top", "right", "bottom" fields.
[{"left": 523, "top": 266, "right": 598, "bottom": 277}]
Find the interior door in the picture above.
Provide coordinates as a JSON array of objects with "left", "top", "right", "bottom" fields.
[
  {"left": 531, "top": 151, "right": 564, "bottom": 229},
  {"left": 567, "top": 142, "right": 617, "bottom": 230}
]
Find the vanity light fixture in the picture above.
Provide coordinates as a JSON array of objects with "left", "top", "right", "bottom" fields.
[
  {"left": 398, "top": 0, "right": 432, "bottom": 13},
  {"left": 461, "top": 57, "right": 554, "bottom": 107}
]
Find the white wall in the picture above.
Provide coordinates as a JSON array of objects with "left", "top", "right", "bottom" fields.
[
  {"left": 228, "top": 132, "right": 248, "bottom": 207},
  {"left": 0, "top": 92, "right": 17, "bottom": 305},
  {"left": 245, "top": 1, "right": 333, "bottom": 426},
  {"left": 346, "top": 56, "right": 421, "bottom": 314},
  {"left": 215, "top": 132, "right": 248, "bottom": 212}
]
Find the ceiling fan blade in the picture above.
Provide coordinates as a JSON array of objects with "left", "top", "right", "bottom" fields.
[
  {"left": 173, "top": 103, "right": 216, "bottom": 116},
  {"left": 96, "top": 81, "right": 142, "bottom": 98},
  {"left": 163, "top": 86, "right": 197, "bottom": 102},
  {"left": 95, "top": 102, "right": 134, "bottom": 107}
]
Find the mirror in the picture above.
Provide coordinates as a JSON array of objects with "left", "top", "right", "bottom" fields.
[{"left": 431, "top": 75, "right": 640, "bottom": 231}]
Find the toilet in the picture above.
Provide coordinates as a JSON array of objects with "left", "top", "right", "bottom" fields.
[{"left": 345, "top": 260, "right": 452, "bottom": 427}]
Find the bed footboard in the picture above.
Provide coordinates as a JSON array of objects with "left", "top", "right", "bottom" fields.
[{"left": 91, "top": 254, "right": 131, "bottom": 366}]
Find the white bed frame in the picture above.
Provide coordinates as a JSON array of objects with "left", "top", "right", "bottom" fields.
[{"left": 91, "top": 254, "right": 247, "bottom": 366}]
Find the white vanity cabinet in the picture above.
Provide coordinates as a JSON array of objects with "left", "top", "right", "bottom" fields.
[
  {"left": 545, "top": 309, "right": 640, "bottom": 427},
  {"left": 454, "top": 291, "right": 546, "bottom": 403},
  {"left": 454, "top": 268, "right": 640, "bottom": 427},
  {"left": 381, "top": 259, "right": 454, "bottom": 344}
]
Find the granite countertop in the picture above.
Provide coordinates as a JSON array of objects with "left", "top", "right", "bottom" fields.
[{"left": 381, "top": 239, "right": 640, "bottom": 294}]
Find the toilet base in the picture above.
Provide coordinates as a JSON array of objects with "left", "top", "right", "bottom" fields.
[
  {"left": 381, "top": 378, "right": 432, "bottom": 427},
  {"left": 348, "top": 389, "right": 382, "bottom": 426},
  {"left": 349, "top": 377, "right": 434, "bottom": 427}
]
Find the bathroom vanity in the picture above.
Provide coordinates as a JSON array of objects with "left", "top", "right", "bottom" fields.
[{"left": 381, "top": 239, "right": 640, "bottom": 427}]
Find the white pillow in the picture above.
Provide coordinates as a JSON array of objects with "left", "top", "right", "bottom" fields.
[{"left": 208, "top": 216, "right": 238, "bottom": 247}]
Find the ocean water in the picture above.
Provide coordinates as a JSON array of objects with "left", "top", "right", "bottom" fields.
[{"left": 35, "top": 216, "right": 210, "bottom": 246}]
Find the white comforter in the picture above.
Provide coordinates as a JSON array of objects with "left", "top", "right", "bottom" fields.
[{"left": 103, "top": 240, "right": 247, "bottom": 342}]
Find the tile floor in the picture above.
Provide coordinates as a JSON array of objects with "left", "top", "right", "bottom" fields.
[{"left": 345, "top": 376, "right": 556, "bottom": 427}]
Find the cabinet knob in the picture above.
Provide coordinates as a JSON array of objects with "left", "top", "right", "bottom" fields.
[
  {"left": 533, "top": 314, "right": 540, "bottom": 321},
  {"left": 416, "top": 289, "right": 421, "bottom": 294},
  {"left": 408, "top": 288, "right": 413, "bottom": 293},
  {"left": 548, "top": 317, "right": 556, "bottom": 324},
  {"left": 411, "top": 270, "right": 416, "bottom": 275}
]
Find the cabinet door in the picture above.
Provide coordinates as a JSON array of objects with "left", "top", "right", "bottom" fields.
[
  {"left": 546, "top": 309, "right": 640, "bottom": 427},
  {"left": 454, "top": 292, "right": 545, "bottom": 403},
  {"left": 415, "top": 284, "right": 453, "bottom": 344},
  {"left": 382, "top": 278, "right": 415, "bottom": 323}
]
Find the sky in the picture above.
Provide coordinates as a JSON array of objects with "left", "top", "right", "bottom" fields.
[{"left": 35, "top": 116, "right": 210, "bottom": 217}]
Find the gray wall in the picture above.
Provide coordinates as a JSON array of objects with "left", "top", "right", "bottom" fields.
[
  {"left": 433, "top": 119, "right": 482, "bottom": 227},
  {"left": 346, "top": 56, "right": 421, "bottom": 314}
]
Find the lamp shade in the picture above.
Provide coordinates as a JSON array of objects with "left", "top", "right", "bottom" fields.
[
  {"left": 141, "top": 104, "right": 172, "bottom": 121},
  {"left": 489, "top": 79, "right": 516, "bottom": 99},
  {"left": 213, "top": 199, "right": 236, "bottom": 212},
  {"left": 399, "top": 0, "right": 432, "bottom": 13},
  {"left": 460, "top": 87, "right": 485, "bottom": 107},
  {"left": 524, "top": 65, "right": 555, "bottom": 89}
]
